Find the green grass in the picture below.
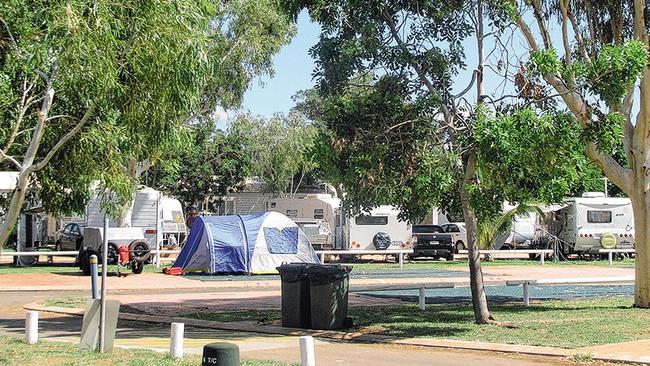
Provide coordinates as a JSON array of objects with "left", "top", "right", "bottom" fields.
[
  {"left": 350, "top": 258, "right": 635, "bottom": 272},
  {"left": 0, "top": 262, "right": 172, "bottom": 275},
  {"left": 0, "top": 336, "right": 295, "bottom": 366},
  {"left": 185, "top": 309, "right": 283, "bottom": 323},
  {"left": 43, "top": 297, "right": 88, "bottom": 308},
  {"left": 182, "top": 297, "right": 650, "bottom": 349},
  {"left": 0, "top": 258, "right": 634, "bottom": 275}
]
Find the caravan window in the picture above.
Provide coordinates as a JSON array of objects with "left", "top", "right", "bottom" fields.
[
  {"left": 355, "top": 215, "right": 388, "bottom": 225},
  {"left": 587, "top": 210, "right": 612, "bottom": 223},
  {"left": 314, "top": 209, "right": 324, "bottom": 219}
]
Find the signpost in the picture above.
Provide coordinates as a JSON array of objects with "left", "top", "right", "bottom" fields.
[{"left": 99, "top": 215, "right": 109, "bottom": 353}]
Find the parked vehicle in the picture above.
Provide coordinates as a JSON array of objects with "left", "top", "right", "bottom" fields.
[
  {"left": 441, "top": 222, "right": 467, "bottom": 253},
  {"left": 347, "top": 205, "right": 412, "bottom": 251},
  {"left": 55, "top": 223, "right": 86, "bottom": 251},
  {"left": 547, "top": 192, "right": 635, "bottom": 255},
  {"left": 78, "top": 227, "right": 150, "bottom": 275},
  {"left": 293, "top": 218, "right": 334, "bottom": 250},
  {"left": 410, "top": 225, "right": 454, "bottom": 260},
  {"left": 86, "top": 186, "right": 186, "bottom": 251}
]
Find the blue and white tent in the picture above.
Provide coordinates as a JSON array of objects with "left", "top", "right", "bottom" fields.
[{"left": 171, "top": 212, "right": 321, "bottom": 274}]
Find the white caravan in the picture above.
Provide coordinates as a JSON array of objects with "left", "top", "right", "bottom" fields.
[
  {"left": 86, "top": 186, "right": 186, "bottom": 249},
  {"left": 266, "top": 195, "right": 412, "bottom": 251},
  {"left": 267, "top": 194, "right": 343, "bottom": 249},
  {"left": 347, "top": 205, "right": 412, "bottom": 250},
  {"left": 552, "top": 192, "right": 635, "bottom": 254}
]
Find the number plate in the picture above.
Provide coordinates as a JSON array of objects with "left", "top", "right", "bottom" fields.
[{"left": 430, "top": 241, "right": 439, "bottom": 244}]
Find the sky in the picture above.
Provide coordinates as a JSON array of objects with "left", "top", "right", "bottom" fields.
[
  {"left": 240, "top": 12, "right": 321, "bottom": 118},
  {"left": 236, "top": 11, "right": 583, "bottom": 121}
]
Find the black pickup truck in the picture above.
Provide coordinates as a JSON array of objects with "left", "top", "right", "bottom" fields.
[{"left": 410, "top": 225, "right": 454, "bottom": 261}]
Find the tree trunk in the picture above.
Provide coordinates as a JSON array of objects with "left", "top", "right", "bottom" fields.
[
  {"left": 460, "top": 149, "right": 492, "bottom": 323},
  {"left": 0, "top": 173, "right": 31, "bottom": 248},
  {"left": 631, "top": 174, "right": 650, "bottom": 307}
]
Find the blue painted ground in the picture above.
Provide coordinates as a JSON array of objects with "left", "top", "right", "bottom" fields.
[
  {"left": 188, "top": 268, "right": 476, "bottom": 281},
  {"left": 361, "top": 284, "right": 635, "bottom": 304}
]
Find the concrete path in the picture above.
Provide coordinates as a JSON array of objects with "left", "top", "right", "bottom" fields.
[{"left": 0, "top": 312, "right": 596, "bottom": 366}]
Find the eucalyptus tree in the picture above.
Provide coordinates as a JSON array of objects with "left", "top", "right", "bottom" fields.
[
  {"left": 285, "top": 0, "right": 506, "bottom": 323},
  {"left": 0, "top": 0, "right": 293, "bottom": 245},
  {"left": 231, "top": 112, "right": 318, "bottom": 198},
  {"left": 506, "top": 0, "right": 650, "bottom": 307}
]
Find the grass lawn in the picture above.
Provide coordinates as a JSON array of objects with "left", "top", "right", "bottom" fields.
[
  {"left": 350, "top": 257, "right": 635, "bottom": 272},
  {"left": 0, "top": 262, "right": 172, "bottom": 275},
  {"left": 0, "top": 336, "right": 295, "bottom": 366},
  {"left": 0, "top": 257, "right": 634, "bottom": 275},
  {"left": 182, "top": 296, "right": 649, "bottom": 349}
]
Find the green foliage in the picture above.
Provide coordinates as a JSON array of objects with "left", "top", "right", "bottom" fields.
[
  {"left": 147, "top": 118, "right": 251, "bottom": 213},
  {"left": 530, "top": 49, "right": 561, "bottom": 75},
  {"left": 586, "top": 40, "right": 648, "bottom": 106},
  {"left": 582, "top": 112, "right": 625, "bottom": 154},
  {"left": 232, "top": 112, "right": 318, "bottom": 196},
  {"left": 301, "top": 75, "right": 456, "bottom": 222},
  {"left": 475, "top": 107, "right": 603, "bottom": 206},
  {"left": 0, "top": 0, "right": 294, "bottom": 217}
]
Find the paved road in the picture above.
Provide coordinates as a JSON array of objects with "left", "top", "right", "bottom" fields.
[{"left": 0, "top": 311, "right": 584, "bottom": 366}]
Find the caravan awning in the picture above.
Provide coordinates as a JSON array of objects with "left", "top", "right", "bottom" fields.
[{"left": 0, "top": 172, "right": 19, "bottom": 192}]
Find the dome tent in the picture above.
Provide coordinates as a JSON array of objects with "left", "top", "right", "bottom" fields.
[{"left": 170, "top": 212, "right": 321, "bottom": 274}]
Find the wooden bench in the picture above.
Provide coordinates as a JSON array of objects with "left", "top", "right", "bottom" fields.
[
  {"left": 314, "top": 249, "right": 414, "bottom": 269},
  {"left": 506, "top": 276, "right": 635, "bottom": 306},
  {"left": 350, "top": 282, "right": 454, "bottom": 310}
]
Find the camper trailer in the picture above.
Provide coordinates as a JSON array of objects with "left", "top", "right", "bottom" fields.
[
  {"left": 267, "top": 194, "right": 343, "bottom": 249},
  {"left": 346, "top": 205, "right": 412, "bottom": 251},
  {"left": 551, "top": 192, "right": 635, "bottom": 254},
  {"left": 86, "top": 187, "right": 186, "bottom": 249},
  {"left": 266, "top": 195, "right": 412, "bottom": 251}
]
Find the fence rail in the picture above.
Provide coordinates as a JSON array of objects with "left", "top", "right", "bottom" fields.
[
  {"left": 314, "top": 249, "right": 414, "bottom": 269},
  {"left": 598, "top": 248, "right": 636, "bottom": 266},
  {"left": 457, "top": 249, "right": 554, "bottom": 264}
]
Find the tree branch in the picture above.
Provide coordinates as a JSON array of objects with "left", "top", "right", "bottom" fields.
[
  {"left": 32, "top": 103, "right": 96, "bottom": 172},
  {"left": 0, "top": 149, "right": 21, "bottom": 170}
]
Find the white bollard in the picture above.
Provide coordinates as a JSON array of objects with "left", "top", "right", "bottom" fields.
[
  {"left": 25, "top": 310, "right": 38, "bottom": 344},
  {"left": 299, "top": 335, "right": 316, "bottom": 366},
  {"left": 523, "top": 283, "right": 530, "bottom": 307},
  {"left": 609, "top": 252, "right": 613, "bottom": 266},
  {"left": 170, "top": 322, "right": 184, "bottom": 359},
  {"left": 418, "top": 287, "right": 426, "bottom": 310},
  {"left": 540, "top": 252, "right": 545, "bottom": 265}
]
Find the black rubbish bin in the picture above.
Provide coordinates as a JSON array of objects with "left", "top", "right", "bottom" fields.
[
  {"left": 307, "top": 264, "right": 352, "bottom": 330},
  {"left": 277, "top": 263, "right": 312, "bottom": 328}
]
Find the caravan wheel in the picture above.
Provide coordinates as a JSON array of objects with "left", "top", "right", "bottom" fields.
[{"left": 129, "top": 241, "right": 151, "bottom": 263}]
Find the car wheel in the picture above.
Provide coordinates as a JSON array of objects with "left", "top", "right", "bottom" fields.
[
  {"left": 455, "top": 241, "right": 466, "bottom": 254},
  {"left": 129, "top": 241, "right": 151, "bottom": 263},
  {"left": 54, "top": 241, "right": 61, "bottom": 252},
  {"left": 445, "top": 254, "right": 454, "bottom": 261},
  {"left": 131, "top": 260, "right": 144, "bottom": 274},
  {"left": 80, "top": 250, "right": 96, "bottom": 276},
  {"left": 106, "top": 243, "right": 119, "bottom": 265}
]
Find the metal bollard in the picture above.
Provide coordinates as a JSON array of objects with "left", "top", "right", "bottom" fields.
[
  {"left": 25, "top": 310, "right": 38, "bottom": 344},
  {"left": 300, "top": 336, "right": 316, "bottom": 366},
  {"left": 90, "top": 255, "right": 99, "bottom": 299},
  {"left": 202, "top": 342, "right": 239, "bottom": 366},
  {"left": 170, "top": 323, "right": 184, "bottom": 359}
]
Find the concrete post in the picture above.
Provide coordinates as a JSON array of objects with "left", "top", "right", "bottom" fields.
[
  {"left": 418, "top": 287, "right": 426, "bottom": 310},
  {"left": 399, "top": 252, "right": 403, "bottom": 269},
  {"left": 25, "top": 310, "right": 38, "bottom": 344},
  {"left": 540, "top": 252, "right": 545, "bottom": 265},
  {"left": 299, "top": 336, "right": 315, "bottom": 366},
  {"left": 523, "top": 283, "right": 530, "bottom": 307},
  {"left": 170, "top": 322, "right": 184, "bottom": 359},
  {"left": 609, "top": 252, "right": 613, "bottom": 266}
]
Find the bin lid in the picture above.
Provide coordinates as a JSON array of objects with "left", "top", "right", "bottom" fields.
[
  {"left": 277, "top": 263, "right": 314, "bottom": 282},
  {"left": 306, "top": 264, "right": 352, "bottom": 284}
]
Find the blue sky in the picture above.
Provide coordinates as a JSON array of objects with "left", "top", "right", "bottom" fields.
[
  {"left": 241, "top": 12, "right": 321, "bottom": 118},
  {"left": 239, "top": 11, "right": 534, "bottom": 119}
]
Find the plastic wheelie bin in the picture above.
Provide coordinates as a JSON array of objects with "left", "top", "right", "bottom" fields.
[
  {"left": 307, "top": 264, "right": 352, "bottom": 330},
  {"left": 277, "top": 263, "right": 312, "bottom": 328}
]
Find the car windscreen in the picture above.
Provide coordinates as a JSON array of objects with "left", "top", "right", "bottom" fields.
[{"left": 412, "top": 225, "right": 443, "bottom": 233}]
